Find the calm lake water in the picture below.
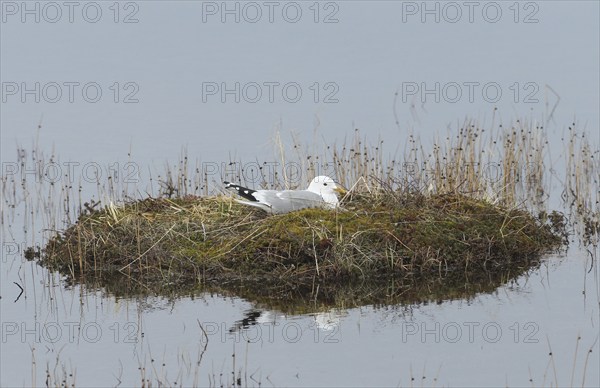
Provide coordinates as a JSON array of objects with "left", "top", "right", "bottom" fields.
[
  {"left": 1, "top": 1, "right": 599, "bottom": 386},
  {"left": 1, "top": 249, "right": 598, "bottom": 386}
]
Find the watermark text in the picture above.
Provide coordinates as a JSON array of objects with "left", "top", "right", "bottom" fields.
[
  {"left": 201, "top": 1, "right": 339, "bottom": 23},
  {"left": 2, "top": 82, "right": 140, "bottom": 103},
  {"left": 401, "top": 1, "right": 539, "bottom": 23},
  {"left": 401, "top": 321, "right": 539, "bottom": 343},
  {"left": 400, "top": 81, "right": 540, "bottom": 104},
  {"left": 1, "top": 1, "right": 140, "bottom": 23},
  {"left": 201, "top": 81, "right": 339, "bottom": 103}
]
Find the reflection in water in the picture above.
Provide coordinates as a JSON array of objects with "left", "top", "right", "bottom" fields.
[
  {"left": 313, "top": 309, "right": 347, "bottom": 331},
  {"left": 229, "top": 309, "right": 285, "bottom": 332},
  {"left": 3, "top": 117, "right": 596, "bottom": 386},
  {"left": 52, "top": 258, "right": 541, "bottom": 316},
  {"left": 229, "top": 307, "right": 347, "bottom": 334}
]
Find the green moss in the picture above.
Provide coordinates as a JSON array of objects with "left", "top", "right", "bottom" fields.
[{"left": 34, "top": 191, "right": 565, "bottom": 298}]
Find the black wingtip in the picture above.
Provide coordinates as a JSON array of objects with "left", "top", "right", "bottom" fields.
[{"left": 223, "top": 182, "right": 259, "bottom": 202}]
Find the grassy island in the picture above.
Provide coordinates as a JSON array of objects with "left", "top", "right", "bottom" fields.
[
  {"left": 35, "top": 190, "right": 565, "bottom": 296},
  {"left": 24, "top": 121, "right": 596, "bottom": 304}
]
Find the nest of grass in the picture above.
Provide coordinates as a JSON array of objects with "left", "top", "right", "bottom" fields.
[{"left": 33, "top": 189, "right": 566, "bottom": 298}]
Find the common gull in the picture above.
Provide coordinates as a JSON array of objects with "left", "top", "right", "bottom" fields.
[{"left": 224, "top": 175, "right": 346, "bottom": 214}]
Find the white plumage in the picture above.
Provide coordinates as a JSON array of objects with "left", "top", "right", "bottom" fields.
[{"left": 224, "top": 175, "right": 346, "bottom": 214}]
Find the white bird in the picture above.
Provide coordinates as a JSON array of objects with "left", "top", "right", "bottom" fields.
[{"left": 224, "top": 175, "right": 346, "bottom": 214}]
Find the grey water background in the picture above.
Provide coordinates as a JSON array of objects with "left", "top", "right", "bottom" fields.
[{"left": 1, "top": 1, "right": 599, "bottom": 386}]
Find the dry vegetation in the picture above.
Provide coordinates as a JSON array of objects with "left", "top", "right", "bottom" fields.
[
  {"left": 10, "top": 118, "right": 596, "bottom": 299},
  {"left": 2, "top": 117, "right": 597, "bottom": 388},
  {"left": 34, "top": 190, "right": 565, "bottom": 297}
]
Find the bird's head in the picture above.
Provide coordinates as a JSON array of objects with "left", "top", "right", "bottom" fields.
[{"left": 307, "top": 176, "right": 348, "bottom": 206}]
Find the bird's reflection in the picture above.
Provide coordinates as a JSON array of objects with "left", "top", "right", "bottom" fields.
[
  {"left": 313, "top": 309, "right": 346, "bottom": 331},
  {"left": 229, "top": 308, "right": 346, "bottom": 333},
  {"left": 229, "top": 309, "right": 284, "bottom": 332}
]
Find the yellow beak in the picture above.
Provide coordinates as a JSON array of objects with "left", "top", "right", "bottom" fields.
[{"left": 334, "top": 185, "right": 348, "bottom": 195}]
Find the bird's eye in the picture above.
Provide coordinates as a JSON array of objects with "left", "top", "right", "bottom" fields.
[{"left": 323, "top": 183, "right": 328, "bottom": 186}]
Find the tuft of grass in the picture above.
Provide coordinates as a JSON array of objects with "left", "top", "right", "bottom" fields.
[
  {"left": 34, "top": 187, "right": 565, "bottom": 298},
  {"left": 13, "top": 117, "right": 595, "bottom": 302}
]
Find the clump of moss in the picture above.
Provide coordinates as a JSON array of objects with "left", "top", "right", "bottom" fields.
[{"left": 35, "top": 189, "right": 565, "bottom": 296}]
